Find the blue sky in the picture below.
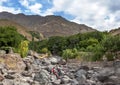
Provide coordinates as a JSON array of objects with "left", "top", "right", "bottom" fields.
[{"left": 0, "top": 0, "right": 120, "bottom": 31}]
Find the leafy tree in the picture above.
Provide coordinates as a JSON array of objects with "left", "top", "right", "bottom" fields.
[
  {"left": 48, "top": 36, "right": 67, "bottom": 55},
  {"left": 67, "top": 34, "right": 80, "bottom": 49},
  {"left": 102, "top": 35, "right": 120, "bottom": 52},
  {"left": 0, "top": 26, "right": 25, "bottom": 48}
]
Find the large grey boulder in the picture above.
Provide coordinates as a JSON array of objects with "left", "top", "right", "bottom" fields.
[
  {"left": 97, "top": 67, "right": 115, "bottom": 82},
  {"left": 75, "top": 69, "right": 87, "bottom": 84},
  {"left": 75, "top": 69, "right": 87, "bottom": 78},
  {"left": 34, "top": 69, "right": 50, "bottom": 85}
]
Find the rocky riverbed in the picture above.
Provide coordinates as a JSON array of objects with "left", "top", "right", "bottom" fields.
[{"left": 0, "top": 52, "right": 120, "bottom": 85}]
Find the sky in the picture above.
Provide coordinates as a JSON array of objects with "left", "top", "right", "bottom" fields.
[{"left": 0, "top": 0, "right": 120, "bottom": 31}]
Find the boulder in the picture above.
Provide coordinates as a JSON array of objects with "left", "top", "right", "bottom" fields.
[
  {"left": 2, "top": 79, "right": 14, "bottom": 85},
  {"left": 113, "top": 60, "right": 120, "bottom": 68},
  {"left": 97, "top": 67, "right": 115, "bottom": 82},
  {"left": 61, "top": 75, "right": 71, "bottom": 84},
  {"left": 4, "top": 74, "right": 15, "bottom": 79},
  {"left": 0, "top": 75, "right": 4, "bottom": 81},
  {"left": 0, "top": 50, "right": 6, "bottom": 55},
  {"left": 41, "top": 58, "right": 51, "bottom": 65},
  {"left": 115, "top": 68, "right": 120, "bottom": 76},
  {"left": 49, "top": 57, "right": 59, "bottom": 64},
  {"left": 0, "top": 53, "right": 26, "bottom": 73},
  {"left": 75, "top": 69, "right": 87, "bottom": 84},
  {"left": 49, "top": 56, "right": 62, "bottom": 64},
  {"left": 34, "top": 69, "right": 50, "bottom": 84},
  {"left": 28, "top": 50, "right": 40, "bottom": 59},
  {"left": 58, "top": 59, "right": 66, "bottom": 65},
  {"left": 52, "top": 79, "right": 61, "bottom": 85},
  {"left": 75, "top": 69, "right": 87, "bottom": 78}
]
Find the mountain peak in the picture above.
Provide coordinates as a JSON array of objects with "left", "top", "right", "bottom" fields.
[{"left": 0, "top": 12, "right": 96, "bottom": 37}]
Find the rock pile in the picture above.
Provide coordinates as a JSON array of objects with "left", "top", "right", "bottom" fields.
[{"left": 0, "top": 52, "right": 120, "bottom": 85}]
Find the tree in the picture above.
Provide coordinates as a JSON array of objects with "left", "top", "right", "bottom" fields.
[
  {"left": 0, "top": 26, "right": 25, "bottom": 48},
  {"left": 48, "top": 36, "right": 67, "bottom": 55},
  {"left": 102, "top": 35, "right": 120, "bottom": 52}
]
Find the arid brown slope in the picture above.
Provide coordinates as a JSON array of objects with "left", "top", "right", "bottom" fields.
[
  {"left": 109, "top": 27, "right": 120, "bottom": 35},
  {"left": 0, "top": 12, "right": 96, "bottom": 38},
  {"left": 0, "top": 19, "right": 32, "bottom": 41}
]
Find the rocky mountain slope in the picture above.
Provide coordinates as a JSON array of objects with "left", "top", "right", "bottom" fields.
[
  {"left": 109, "top": 27, "right": 120, "bottom": 35},
  {"left": 0, "top": 12, "right": 96, "bottom": 38}
]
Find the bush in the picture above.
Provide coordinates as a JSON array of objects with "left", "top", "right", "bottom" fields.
[
  {"left": 62, "top": 49, "right": 72, "bottom": 60},
  {"left": 76, "top": 52, "right": 93, "bottom": 61},
  {"left": 0, "top": 26, "right": 25, "bottom": 48},
  {"left": 18, "top": 40, "right": 29, "bottom": 58},
  {"left": 40, "top": 47, "right": 48, "bottom": 54},
  {"left": 105, "top": 52, "right": 114, "bottom": 61},
  {"left": 62, "top": 48, "right": 79, "bottom": 60}
]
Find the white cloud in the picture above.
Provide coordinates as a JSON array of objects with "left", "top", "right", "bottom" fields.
[
  {"left": 29, "top": 3, "right": 42, "bottom": 14},
  {"left": 44, "top": 0, "right": 120, "bottom": 31},
  {"left": 0, "top": 0, "right": 21, "bottom": 14},
  {"left": 0, "top": 6, "right": 22, "bottom": 14},
  {"left": 19, "top": 0, "right": 42, "bottom": 15},
  {"left": 41, "top": 9, "right": 54, "bottom": 16},
  {"left": 20, "top": 0, "right": 29, "bottom": 7}
]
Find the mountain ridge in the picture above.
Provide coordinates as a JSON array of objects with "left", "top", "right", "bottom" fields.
[{"left": 0, "top": 11, "right": 96, "bottom": 37}]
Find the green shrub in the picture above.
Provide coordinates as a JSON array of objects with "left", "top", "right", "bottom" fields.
[
  {"left": 18, "top": 40, "right": 29, "bottom": 58},
  {"left": 62, "top": 49, "right": 72, "bottom": 60},
  {"left": 62, "top": 48, "right": 79, "bottom": 60},
  {"left": 40, "top": 47, "right": 48, "bottom": 53},
  {"left": 105, "top": 52, "right": 114, "bottom": 61},
  {"left": 76, "top": 52, "right": 93, "bottom": 61}
]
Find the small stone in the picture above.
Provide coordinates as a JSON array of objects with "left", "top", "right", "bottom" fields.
[
  {"left": 21, "top": 71, "right": 32, "bottom": 77},
  {"left": 0, "top": 75, "right": 4, "bottom": 81},
  {"left": 52, "top": 79, "right": 61, "bottom": 85},
  {"left": 61, "top": 75, "right": 71, "bottom": 84},
  {"left": 4, "top": 74, "right": 15, "bottom": 79}
]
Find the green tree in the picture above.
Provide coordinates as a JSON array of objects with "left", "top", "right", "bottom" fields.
[
  {"left": 102, "top": 35, "right": 120, "bottom": 52},
  {"left": 48, "top": 36, "right": 67, "bottom": 55},
  {"left": 0, "top": 26, "right": 25, "bottom": 48}
]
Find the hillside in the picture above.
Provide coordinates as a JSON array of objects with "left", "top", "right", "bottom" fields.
[
  {"left": 109, "top": 27, "right": 120, "bottom": 35},
  {"left": 0, "top": 19, "right": 32, "bottom": 41},
  {"left": 0, "top": 12, "right": 96, "bottom": 38}
]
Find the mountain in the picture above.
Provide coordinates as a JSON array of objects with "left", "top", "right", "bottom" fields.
[
  {"left": 0, "top": 12, "right": 96, "bottom": 38},
  {"left": 109, "top": 27, "right": 120, "bottom": 36},
  {"left": 0, "top": 19, "right": 32, "bottom": 41}
]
